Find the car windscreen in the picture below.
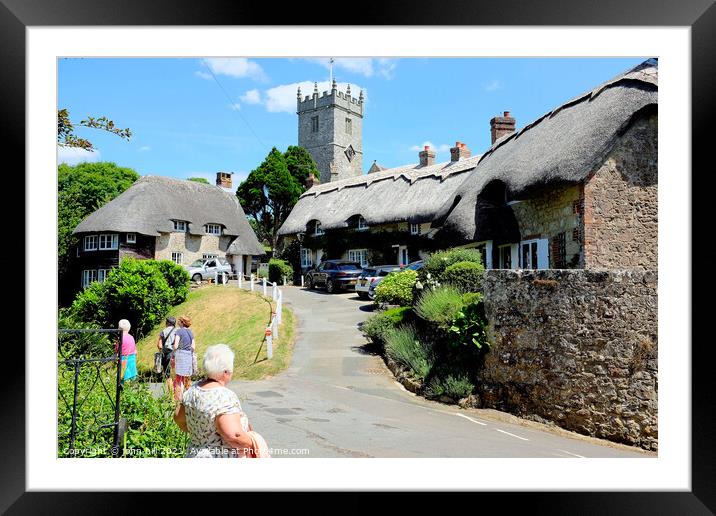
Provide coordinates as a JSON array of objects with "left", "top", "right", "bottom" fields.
[
  {"left": 360, "top": 269, "right": 377, "bottom": 277},
  {"left": 337, "top": 263, "right": 361, "bottom": 270},
  {"left": 190, "top": 260, "right": 204, "bottom": 267}
]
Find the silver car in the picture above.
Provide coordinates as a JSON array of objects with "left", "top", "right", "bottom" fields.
[
  {"left": 355, "top": 265, "right": 402, "bottom": 300},
  {"left": 186, "top": 257, "right": 232, "bottom": 282}
]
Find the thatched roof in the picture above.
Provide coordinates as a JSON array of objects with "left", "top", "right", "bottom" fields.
[
  {"left": 277, "top": 154, "right": 482, "bottom": 235},
  {"left": 436, "top": 58, "right": 658, "bottom": 240},
  {"left": 73, "top": 175, "right": 265, "bottom": 255}
]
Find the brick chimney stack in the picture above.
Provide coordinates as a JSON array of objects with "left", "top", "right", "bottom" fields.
[
  {"left": 216, "top": 171, "right": 233, "bottom": 189},
  {"left": 490, "top": 111, "right": 516, "bottom": 144},
  {"left": 450, "top": 141, "right": 472, "bottom": 162},
  {"left": 305, "top": 172, "right": 319, "bottom": 189},
  {"left": 418, "top": 145, "right": 436, "bottom": 167}
]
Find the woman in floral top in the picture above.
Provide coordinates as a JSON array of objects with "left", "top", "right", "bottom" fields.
[{"left": 173, "top": 344, "right": 254, "bottom": 458}]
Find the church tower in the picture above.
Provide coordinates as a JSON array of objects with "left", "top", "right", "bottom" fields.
[{"left": 297, "top": 80, "right": 364, "bottom": 183}]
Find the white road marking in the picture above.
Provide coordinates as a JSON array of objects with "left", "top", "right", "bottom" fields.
[
  {"left": 555, "top": 449, "right": 586, "bottom": 458},
  {"left": 455, "top": 413, "right": 488, "bottom": 426},
  {"left": 332, "top": 385, "right": 352, "bottom": 391},
  {"left": 495, "top": 428, "right": 530, "bottom": 441}
]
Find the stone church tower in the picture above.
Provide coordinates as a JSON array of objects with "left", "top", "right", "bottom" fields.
[{"left": 297, "top": 80, "right": 364, "bottom": 183}]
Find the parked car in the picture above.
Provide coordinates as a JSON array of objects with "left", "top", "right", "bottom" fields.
[
  {"left": 185, "top": 257, "right": 232, "bottom": 282},
  {"left": 306, "top": 260, "right": 363, "bottom": 293},
  {"left": 405, "top": 260, "right": 424, "bottom": 271},
  {"left": 355, "top": 265, "right": 402, "bottom": 300}
]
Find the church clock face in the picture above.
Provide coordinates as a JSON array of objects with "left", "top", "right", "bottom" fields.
[{"left": 344, "top": 144, "right": 356, "bottom": 162}]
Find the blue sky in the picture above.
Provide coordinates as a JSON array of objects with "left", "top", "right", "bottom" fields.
[{"left": 58, "top": 57, "right": 647, "bottom": 184}]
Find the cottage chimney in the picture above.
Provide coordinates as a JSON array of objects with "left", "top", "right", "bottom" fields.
[
  {"left": 305, "top": 172, "right": 319, "bottom": 189},
  {"left": 216, "top": 171, "right": 232, "bottom": 189},
  {"left": 419, "top": 145, "right": 436, "bottom": 167},
  {"left": 450, "top": 141, "right": 472, "bottom": 162},
  {"left": 490, "top": 111, "right": 516, "bottom": 144}
]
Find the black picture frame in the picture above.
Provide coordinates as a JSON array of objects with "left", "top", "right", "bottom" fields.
[{"left": 5, "top": 0, "right": 713, "bottom": 512}]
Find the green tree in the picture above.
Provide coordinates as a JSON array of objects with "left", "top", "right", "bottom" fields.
[
  {"left": 58, "top": 108, "right": 131, "bottom": 150},
  {"left": 187, "top": 177, "right": 210, "bottom": 184},
  {"left": 237, "top": 146, "right": 317, "bottom": 250},
  {"left": 58, "top": 162, "right": 139, "bottom": 305}
]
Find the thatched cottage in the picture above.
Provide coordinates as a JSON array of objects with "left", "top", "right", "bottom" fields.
[
  {"left": 279, "top": 58, "right": 658, "bottom": 272},
  {"left": 72, "top": 173, "right": 265, "bottom": 288}
]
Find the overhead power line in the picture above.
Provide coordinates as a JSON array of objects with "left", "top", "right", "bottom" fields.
[{"left": 201, "top": 59, "right": 268, "bottom": 150}]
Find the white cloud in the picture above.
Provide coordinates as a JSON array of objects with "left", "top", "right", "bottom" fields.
[
  {"left": 57, "top": 146, "right": 101, "bottom": 165},
  {"left": 483, "top": 80, "right": 501, "bottom": 92},
  {"left": 264, "top": 80, "right": 365, "bottom": 114},
  {"left": 139, "top": 145, "right": 151, "bottom": 151},
  {"left": 410, "top": 141, "right": 451, "bottom": 153},
  {"left": 240, "top": 89, "right": 262, "bottom": 105},
  {"left": 200, "top": 58, "right": 268, "bottom": 82},
  {"left": 194, "top": 70, "right": 212, "bottom": 80},
  {"left": 305, "top": 58, "right": 398, "bottom": 79}
]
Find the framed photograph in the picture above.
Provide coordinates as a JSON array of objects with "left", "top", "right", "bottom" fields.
[{"left": 7, "top": 0, "right": 712, "bottom": 511}]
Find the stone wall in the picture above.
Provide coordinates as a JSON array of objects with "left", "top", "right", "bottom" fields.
[
  {"left": 481, "top": 269, "right": 658, "bottom": 450},
  {"left": 583, "top": 113, "right": 658, "bottom": 269},
  {"left": 154, "top": 232, "right": 233, "bottom": 266},
  {"left": 511, "top": 184, "right": 583, "bottom": 268}
]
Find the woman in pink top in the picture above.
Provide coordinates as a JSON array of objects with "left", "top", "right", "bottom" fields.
[{"left": 116, "top": 319, "right": 138, "bottom": 383}]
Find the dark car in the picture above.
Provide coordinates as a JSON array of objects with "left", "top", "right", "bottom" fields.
[
  {"left": 306, "top": 260, "right": 363, "bottom": 293},
  {"left": 355, "top": 265, "right": 403, "bottom": 300}
]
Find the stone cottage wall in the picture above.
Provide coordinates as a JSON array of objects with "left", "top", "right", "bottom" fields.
[
  {"left": 481, "top": 269, "right": 658, "bottom": 450},
  {"left": 583, "top": 113, "right": 658, "bottom": 269},
  {"left": 154, "top": 232, "right": 232, "bottom": 266}
]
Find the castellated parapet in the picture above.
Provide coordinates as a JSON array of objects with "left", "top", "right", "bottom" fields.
[{"left": 297, "top": 81, "right": 364, "bottom": 183}]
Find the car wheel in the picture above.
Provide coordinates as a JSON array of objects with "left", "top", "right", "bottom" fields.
[
  {"left": 326, "top": 279, "right": 335, "bottom": 294},
  {"left": 192, "top": 273, "right": 202, "bottom": 282},
  {"left": 307, "top": 276, "right": 314, "bottom": 289}
]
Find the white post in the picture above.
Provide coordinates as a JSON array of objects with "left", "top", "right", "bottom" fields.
[
  {"left": 238, "top": 274, "right": 243, "bottom": 289},
  {"left": 272, "top": 282, "right": 278, "bottom": 301},
  {"left": 272, "top": 312, "right": 279, "bottom": 340},
  {"left": 214, "top": 271, "right": 218, "bottom": 284},
  {"left": 301, "top": 275, "right": 304, "bottom": 287},
  {"left": 266, "top": 328, "right": 273, "bottom": 359},
  {"left": 277, "top": 290, "right": 282, "bottom": 325},
  {"left": 263, "top": 278, "right": 267, "bottom": 297},
  {"left": 283, "top": 275, "right": 287, "bottom": 286},
  {"left": 250, "top": 274, "right": 254, "bottom": 292}
]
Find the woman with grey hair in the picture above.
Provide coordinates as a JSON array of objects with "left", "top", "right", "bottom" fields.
[
  {"left": 115, "top": 319, "right": 137, "bottom": 383},
  {"left": 173, "top": 344, "right": 255, "bottom": 458}
]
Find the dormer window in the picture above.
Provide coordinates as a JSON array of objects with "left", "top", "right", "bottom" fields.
[
  {"left": 205, "top": 224, "right": 222, "bottom": 236},
  {"left": 357, "top": 216, "right": 368, "bottom": 231},
  {"left": 173, "top": 220, "right": 188, "bottom": 232},
  {"left": 313, "top": 221, "right": 324, "bottom": 236},
  {"left": 410, "top": 223, "right": 421, "bottom": 235},
  {"left": 126, "top": 233, "right": 136, "bottom": 244}
]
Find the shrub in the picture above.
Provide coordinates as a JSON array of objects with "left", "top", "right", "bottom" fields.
[
  {"left": 415, "top": 286, "right": 465, "bottom": 329},
  {"left": 420, "top": 248, "right": 484, "bottom": 286},
  {"left": 384, "top": 324, "right": 433, "bottom": 380},
  {"left": 425, "top": 373, "right": 474, "bottom": 400},
  {"left": 268, "top": 258, "right": 293, "bottom": 284},
  {"left": 441, "top": 260, "right": 485, "bottom": 293},
  {"left": 361, "top": 307, "right": 413, "bottom": 344},
  {"left": 71, "top": 258, "right": 174, "bottom": 338},
  {"left": 374, "top": 269, "right": 418, "bottom": 306},
  {"left": 152, "top": 259, "right": 190, "bottom": 305},
  {"left": 449, "top": 292, "right": 489, "bottom": 351}
]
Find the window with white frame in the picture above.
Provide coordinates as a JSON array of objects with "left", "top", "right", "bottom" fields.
[
  {"left": 519, "top": 238, "right": 549, "bottom": 269},
  {"left": 173, "top": 220, "right": 187, "bottom": 232},
  {"left": 97, "top": 268, "right": 111, "bottom": 283},
  {"left": 171, "top": 252, "right": 183, "bottom": 265},
  {"left": 357, "top": 216, "right": 368, "bottom": 230},
  {"left": 314, "top": 221, "right": 324, "bottom": 236},
  {"left": 126, "top": 233, "right": 136, "bottom": 244},
  {"left": 498, "top": 244, "right": 518, "bottom": 269},
  {"left": 98, "top": 234, "right": 119, "bottom": 250},
  {"left": 300, "top": 248, "right": 313, "bottom": 268},
  {"left": 205, "top": 224, "right": 222, "bottom": 235},
  {"left": 82, "top": 269, "right": 98, "bottom": 288},
  {"left": 83, "top": 235, "right": 98, "bottom": 251},
  {"left": 410, "top": 223, "right": 421, "bottom": 235},
  {"left": 348, "top": 249, "right": 369, "bottom": 267}
]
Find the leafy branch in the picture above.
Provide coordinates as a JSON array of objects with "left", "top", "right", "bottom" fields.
[{"left": 57, "top": 108, "right": 132, "bottom": 151}]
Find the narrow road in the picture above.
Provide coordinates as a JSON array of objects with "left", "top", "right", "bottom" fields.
[{"left": 228, "top": 286, "right": 652, "bottom": 458}]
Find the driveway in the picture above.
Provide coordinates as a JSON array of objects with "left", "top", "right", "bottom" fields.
[{"left": 228, "top": 286, "right": 652, "bottom": 458}]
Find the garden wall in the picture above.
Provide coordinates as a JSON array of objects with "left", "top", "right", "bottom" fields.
[{"left": 480, "top": 269, "right": 658, "bottom": 450}]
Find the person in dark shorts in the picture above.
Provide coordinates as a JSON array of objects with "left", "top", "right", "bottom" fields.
[{"left": 156, "top": 316, "right": 177, "bottom": 393}]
